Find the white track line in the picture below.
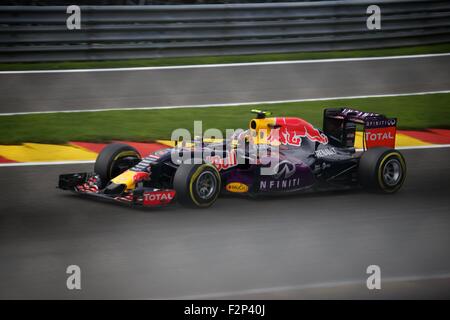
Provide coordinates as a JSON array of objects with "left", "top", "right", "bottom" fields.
[
  {"left": 392, "top": 144, "right": 450, "bottom": 150},
  {"left": 1, "top": 53, "right": 450, "bottom": 75},
  {"left": 0, "top": 160, "right": 95, "bottom": 167},
  {"left": 1, "top": 144, "right": 449, "bottom": 167},
  {"left": 355, "top": 144, "right": 450, "bottom": 152},
  {"left": 1, "top": 90, "right": 450, "bottom": 116}
]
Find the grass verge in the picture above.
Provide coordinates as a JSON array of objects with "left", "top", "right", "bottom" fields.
[
  {"left": 0, "top": 93, "right": 449, "bottom": 145},
  {"left": 1, "top": 43, "right": 450, "bottom": 71}
]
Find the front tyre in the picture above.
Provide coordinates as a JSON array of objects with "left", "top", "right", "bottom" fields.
[
  {"left": 174, "top": 164, "right": 221, "bottom": 208},
  {"left": 94, "top": 143, "right": 141, "bottom": 188},
  {"left": 358, "top": 147, "right": 406, "bottom": 193}
]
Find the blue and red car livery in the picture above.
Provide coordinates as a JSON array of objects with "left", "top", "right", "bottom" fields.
[{"left": 58, "top": 108, "right": 406, "bottom": 208}]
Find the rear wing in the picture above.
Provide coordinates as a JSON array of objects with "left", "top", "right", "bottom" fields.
[{"left": 323, "top": 108, "right": 397, "bottom": 150}]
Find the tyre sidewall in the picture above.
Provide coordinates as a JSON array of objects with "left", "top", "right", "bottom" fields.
[
  {"left": 359, "top": 147, "right": 406, "bottom": 193},
  {"left": 377, "top": 151, "right": 406, "bottom": 193},
  {"left": 94, "top": 143, "right": 141, "bottom": 188},
  {"left": 174, "top": 164, "right": 221, "bottom": 208}
]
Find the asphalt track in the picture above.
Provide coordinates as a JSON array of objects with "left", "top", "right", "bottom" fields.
[
  {"left": 1, "top": 55, "right": 450, "bottom": 114},
  {"left": 0, "top": 148, "right": 449, "bottom": 299}
]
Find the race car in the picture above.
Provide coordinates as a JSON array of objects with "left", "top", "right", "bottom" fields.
[{"left": 58, "top": 108, "right": 406, "bottom": 208}]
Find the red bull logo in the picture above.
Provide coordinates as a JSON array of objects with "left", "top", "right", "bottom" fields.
[{"left": 268, "top": 117, "right": 328, "bottom": 146}]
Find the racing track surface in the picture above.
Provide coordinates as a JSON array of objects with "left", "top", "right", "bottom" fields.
[
  {"left": 1, "top": 55, "right": 450, "bottom": 113},
  {"left": 0, "top": 148, "right": 449, "bottom": 299}
]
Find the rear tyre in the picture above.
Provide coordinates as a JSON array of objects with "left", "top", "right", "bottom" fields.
[
  {"left": 173, "top": 163, "right": 221, "bottom": 208},
  {"left": 94, "top": 143, "right": 141, "bottom": 188},
  {"left": 358, "top": 147, "right": 406, "bottom": 193}
]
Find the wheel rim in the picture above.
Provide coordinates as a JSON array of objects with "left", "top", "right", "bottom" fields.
[
  {"left": 195, "top": 171, "right": 217, "bottom": 200},
  {"left": 382, "top": 158, "right": 402, "bottom": 186}
]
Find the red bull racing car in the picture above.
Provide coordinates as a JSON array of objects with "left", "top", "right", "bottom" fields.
[{"left": 58, "top": 108, "right": 406, "bottom": 208}]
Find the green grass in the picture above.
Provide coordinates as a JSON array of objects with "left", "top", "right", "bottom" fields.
[
  {"left": 1, "top": 43, "right": 450, "bottom": 71},
  {"left": 1, "top": 93, "right": 449, "bottom": 145}
]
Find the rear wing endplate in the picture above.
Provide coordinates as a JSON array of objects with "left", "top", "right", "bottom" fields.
[{"left": 323, "top": 108, "right": 397, "bottom": 150}]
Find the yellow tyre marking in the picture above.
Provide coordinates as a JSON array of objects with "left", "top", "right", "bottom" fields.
[
  {"left": 377, "top": 152, "right": 406, "bottom": 193},
  {"left": 112, "top": 150, "right": 140, "bottom": 161},
  {"left": 108, "top": 150, "right": 140, "bottom": 178},
  {"left": 189, "top": 164, "right": 221, "bottom": 207}
]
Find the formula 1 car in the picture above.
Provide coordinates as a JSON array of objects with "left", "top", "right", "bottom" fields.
[{"left": 58, "top": 108, "right": 406, "bottom": 208}]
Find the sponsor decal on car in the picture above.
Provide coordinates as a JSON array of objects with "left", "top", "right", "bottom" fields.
[
  {"left": 259, "top": 160, "right": 302, "bottom": 191},
  {"left": 341, "top": 108, "right": 380, "bottom": 119},
  {"left": 205, "top": 150, "right": 238, "bottom": 171},
  {"left": 259, "top": 178, "right": 302, "bottom": 191},
  {"left": 365, "top": 118, "right": 397, "bottom": 128},
  {"left": 226, "top": 182, "right": 249, "bottom": 193},
  {"left": 258, "top": 159, "right": 316, "bottom": 192},
  {"left": 273, "top": 160, "right": 296, "bottom": 179},
  {"left": 267, "top": 119, "right": 328, "bottom": 146},
  {"left": 143, "top": 190, "right": 176, "bottom": 206},
  {"left": 364, "top": 127, "right": 396, "bottom": 148},
  {"left": 315, "top": 147, "right": 337, "bottom": 158},
  {"left": 365, "top": 131, "right": 395, "bottom": 141}
]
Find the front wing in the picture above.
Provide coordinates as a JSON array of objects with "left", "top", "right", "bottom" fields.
[{"left": 58, "top": 173, "right": 176, "bottom": 207}]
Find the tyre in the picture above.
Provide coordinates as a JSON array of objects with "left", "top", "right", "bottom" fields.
[
  {"left": 173, "top": 163, "right": 221, "bottom": 208},
  {"left": 358, "top": 147, "right": 406, "bottom": 193},
  {"left": 94, "top": 143, "right": 141, "bottom": 188}
]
